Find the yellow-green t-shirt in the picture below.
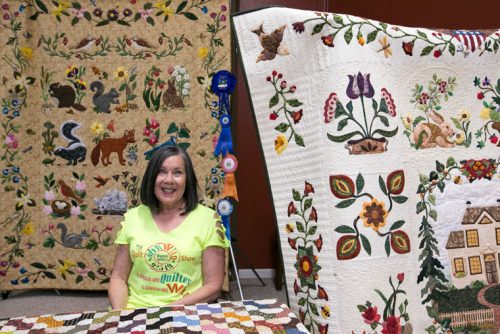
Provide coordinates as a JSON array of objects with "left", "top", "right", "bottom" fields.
[{"left": 114, "top": 204, "right": 229, "bottom": 309}]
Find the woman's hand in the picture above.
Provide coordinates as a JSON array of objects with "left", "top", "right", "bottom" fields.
[
  {"left": 169, "top": 246, "right": 226, "bottom": 305},
  {"left": 108, "top": 244, "right": 132, "bottom": 310}
]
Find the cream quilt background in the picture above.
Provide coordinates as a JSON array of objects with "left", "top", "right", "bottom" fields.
[{"left": 233, "top": 7, "right": 499, "bottom": 334}]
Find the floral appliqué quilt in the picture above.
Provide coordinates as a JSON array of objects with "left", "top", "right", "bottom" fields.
[{"left": 233, "top": 7, "right": 500, "bottom": 334}]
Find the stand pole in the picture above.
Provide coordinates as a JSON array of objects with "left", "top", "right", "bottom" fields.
[{"left": 229, "top": 243, "right": 244, "bottom": 300}]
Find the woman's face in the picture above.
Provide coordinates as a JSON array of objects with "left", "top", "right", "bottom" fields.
[{"left": 154, "top": 154, "right": 187, "bottom": 211}]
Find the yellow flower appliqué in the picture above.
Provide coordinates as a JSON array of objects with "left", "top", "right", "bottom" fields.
[
  {"left": 19, "top": 47, "right": 33, "bottom": 60},
  {"left": 455, "top": 131, "right": 465, "bottom": 144},
  {"left": 457, "top": 109, "right": 470, "bottom": 122},
  {"left": 197, "top": 47, "right": 209, "bottom": 60},
  {"left": 360, "top": 198, "right": 388, "bottom": 231},
  {"left": 480, "top": 107, "right": 491, "bottom": 120},
  {"left": 154, "top": 1, "right": 174, "bottom": 16},
  {"left": 22, "top": 222, "right": 35, "bottom": 235},
  {"left": 274, "top": 134, "right": 288, "bottom": 154},
  {"left": 57, "top": 259, "right": 76, "bottom": 274},
  {"left": 90, "top": 121, "right": 104, "bottom": 135},
  {"left": 114, "top": 67, "right": 128, "bottom": 81}
]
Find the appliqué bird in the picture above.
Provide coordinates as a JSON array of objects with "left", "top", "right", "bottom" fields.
[
  {"left": 93, "top": 175, "right": 110, "bottom": 188},
  {"left": 251, "top": 24, "right": 289, "bottom": 63},
  {"left": 131, "top": 36, "right": 156, "bottom": 50},
  {"left": 58, "top": 179, "right": 83, "bottom": 204},
  {"left": 71, "top": 35, "right": 94, "bottom": 51}
]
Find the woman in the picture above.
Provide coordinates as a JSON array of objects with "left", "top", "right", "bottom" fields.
[{"left": 108, "top": 146, "right": 229, "bottom": 309}]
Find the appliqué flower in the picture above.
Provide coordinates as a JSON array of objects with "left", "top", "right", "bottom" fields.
[
  {"left": 381, "top": 88, "right": 396, "bottom": 116},
  {"left": 381, "top": 315, "right": 401, "bottom": 334},
  {"left": 292, "top": 22, "right": 305, "bottom": 33},
  {"left": 274, "top": 134, "right": 288, "bottom": 154},
  {"left": 323, "top": 92, "right": 337, "bottom": 123},
  {"left": 360, "top": 198, "right": 388, "bottom": 231},
  {"left": 321, "top": 35, "right": 334, "bottom": 47},
  {"left": 362, "top": 306, "right": 381, "bottom": 325},
  {"left": 347, "top": 72, "right": 374, "bottom": 99}
]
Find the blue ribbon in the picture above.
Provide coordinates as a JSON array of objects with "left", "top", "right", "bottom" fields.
[
  {"left": 214, "top": 114, "right": 233, "bottom": 157},
  {"left": 221, "top": 215, "right": 231, "bottom": 241},
  {"left": 211, "top": 70, "right": 236, "bottom": 119}
]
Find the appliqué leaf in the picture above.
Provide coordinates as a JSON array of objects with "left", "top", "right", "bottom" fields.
[
  {"left": 336, "top": 235, "right": 360, "bottom": 260},
  {"left": 386, "top": 170, "right": 405, "bottom": 195},
  {"left": 330, "top": 175, "right": 355, "bottom": 199},
  {"left": 391, "top": 230, "right": 411, "bottom": 254}
]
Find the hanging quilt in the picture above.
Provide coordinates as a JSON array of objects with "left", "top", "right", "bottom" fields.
[
  {"left": 233, "top": 6, "right": 500, "bottom": 334},
  {"left": 0, "top": 0, "right": 231, "bottom": 291}
]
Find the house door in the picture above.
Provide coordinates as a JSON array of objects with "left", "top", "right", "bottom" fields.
[{"left": 484, "top": 254, "right": 498, "bottom": 284}]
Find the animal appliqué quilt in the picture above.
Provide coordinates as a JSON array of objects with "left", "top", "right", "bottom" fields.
[
  {"left": 233, "top": 7, "right": 500, "bottom": 334},
  {"left": 0, "top": 0, "right": 231, "bottom": 292}
]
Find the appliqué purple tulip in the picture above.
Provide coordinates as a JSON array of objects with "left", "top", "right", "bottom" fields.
[{"left": 346, "top": 72, "right": 374, "bottom": 99}]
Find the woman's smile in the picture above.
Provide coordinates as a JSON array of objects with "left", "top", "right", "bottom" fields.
[{"left": 154, "top": 155, "right": 187, "bottom": 210}]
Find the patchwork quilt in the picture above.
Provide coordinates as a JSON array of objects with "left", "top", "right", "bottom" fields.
[
  {"left": 0, "top": 299, "right": 309, "bottom": 333},
  {"left": 233, "top": 7, "right": 500, "bottom": 334}
]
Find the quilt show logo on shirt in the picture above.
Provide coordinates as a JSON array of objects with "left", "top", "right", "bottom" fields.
[
  {"left": 144, "top": 242, "right": 182, "bottom": 272},
  {"left": 140, "top": 242, "right": 195, "bottom": 296}
]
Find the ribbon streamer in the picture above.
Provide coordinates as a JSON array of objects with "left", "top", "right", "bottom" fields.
[
  {"left": 214, "top": 114, "right": 233, "bottom": 157},
  {"left": 222, "top": 173, "right": 238, "bottom": 201}
]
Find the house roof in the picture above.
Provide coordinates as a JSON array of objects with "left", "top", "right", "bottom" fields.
[
  {"left": 446, "top": 231, "right": 465, "bottom": 249},
  {"left": 462, "top": 206, "right": 500, "bottom": 224}
]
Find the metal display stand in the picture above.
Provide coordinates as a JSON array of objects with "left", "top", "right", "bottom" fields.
[
  {"left": 228, "top": 243, "right": 244, "bottom": 300},
  {"left": 227, "top": 237, "right": 266, "bottom": 301}
]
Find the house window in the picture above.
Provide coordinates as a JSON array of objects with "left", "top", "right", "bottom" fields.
[
  {"left": 469, "top": 256, "right": 482, "bottom": 275},
  {"left": 466, "top": 229, "right": 479, "bottom": 247},
  {"left": 496, "top": 228, "right": 500, "bottom": 245},
  {"left": 454, "top": 258, "right": 465, "bottom": 273}
]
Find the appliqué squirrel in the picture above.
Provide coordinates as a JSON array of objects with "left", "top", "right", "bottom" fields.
[
  {"left": 57, "top": 223, "right": 89, "bottom": 249},
  {"left": 54, "top": 120, "right": 87, "bottom": 165},
  {"left": 90, "top": 81, "right": 120, "bottom": 113},
  {"left": 49, "top": 83, "right": 87, "bottom": 111}
]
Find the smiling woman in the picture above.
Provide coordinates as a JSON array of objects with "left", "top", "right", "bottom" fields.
[{"left": 108, "top": 145, "right": 229, "bottom": 309}]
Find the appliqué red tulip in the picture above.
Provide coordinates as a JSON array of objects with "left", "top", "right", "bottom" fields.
[
  {"left": 291, "top": 109, "right": 303, "bottom": 124},
  {"left": 317, "top": 285, "right": 328, "bottom": 301},
  {"left": 309, "top": 207, "right": 318, "bottom": 222},
  {"left": 293, "top": 279, "right": 300, "bottom": 295},
  {"left": 288, "top": 201, "right": 297, "bottom": 216},
  {"left": 321, "top": 35, "right": 334, "bottom": 47},
  {"left": 397, "top": 272, "right": 405, "bottom": 283},
  {"left": 315, "top": 234, "right": 323, "bottom": 251}
]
